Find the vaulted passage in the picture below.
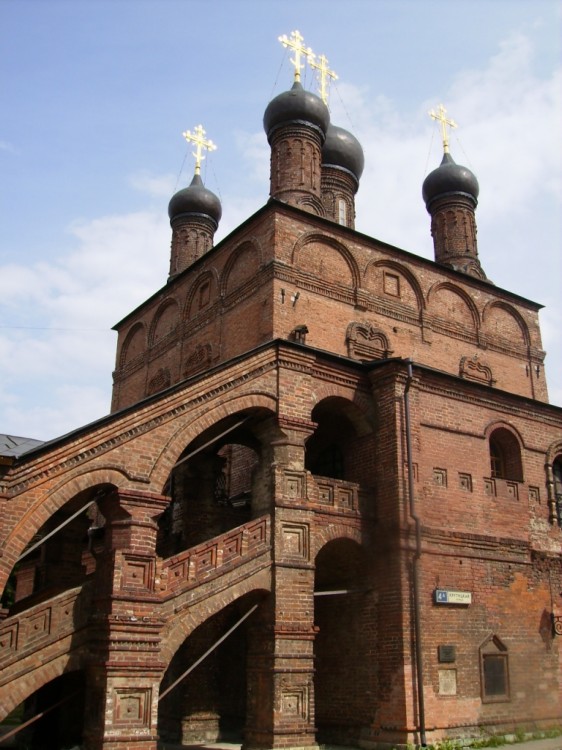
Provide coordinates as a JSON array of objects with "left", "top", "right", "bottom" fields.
[
  {"left": 157, "top": 408, "right": 279, "bottom": 558},
  {"left": 1, "top": 671, "right": 86, "bottom": 749},
  {"left": 314, "top": 539, "right": 376, "bottom": 747},
  {"left": 158, "top": 593, "right": 263, "bottom": 745}
]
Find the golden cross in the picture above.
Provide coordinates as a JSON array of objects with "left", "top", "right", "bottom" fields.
[
  {"left": 429, "top": 104, "right": 457, "bottom": 154},
  {"left": 182, "top": 124, "right": 217, "bottom": 175},
  {"left": 278, "top": 30, "right": 312, "bottom": 83},
  {"left": 308, "top": 52, "right": 338, "bottom": 105}
]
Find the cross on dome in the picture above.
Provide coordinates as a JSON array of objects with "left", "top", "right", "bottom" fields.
[
  {"left": 182, "top": 124, "right": 217, "bottom": 175},
  {"left": 308, "top": 52, "right": 338, "bottom": 105},
  {"left": 429, "top": 104, "right": 457, "bottom": 155},
  {"left": 278, "top": 30, "right": 312, "bottom": 83}
]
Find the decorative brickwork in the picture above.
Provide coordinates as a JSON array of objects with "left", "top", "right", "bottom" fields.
[{"left": 1, "top": 73, "right": 561, "bottom": 750}]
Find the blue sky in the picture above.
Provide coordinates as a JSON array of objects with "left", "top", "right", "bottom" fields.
[{"left": 1, "top": 0, "right": 561, "bottom": 441}]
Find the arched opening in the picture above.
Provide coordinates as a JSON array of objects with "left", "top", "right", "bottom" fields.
[
  {"left": 314, "top": 538, "right": 375, "bottom": 746},
  {"left": 1, "top": 485, "right": 110, "bottom": 612},
  {"left": 157, "top": 408, "right": 278, "bottom": 558},
  {"left": 488, "top": 427, "right": 523, "bottom": 481},
  {"left": 306, "top": 397, "right": 374, "bottom": 484},
  {"left": 158, "top": 593, "right": 263, "bottom": 746},
  {"left": 0, "top": 671, "right": 86, "bottom": 749}
]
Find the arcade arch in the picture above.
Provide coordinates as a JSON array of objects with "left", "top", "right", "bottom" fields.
[{"left": 314, "top": 538, "right": 374, "bottom": 746}]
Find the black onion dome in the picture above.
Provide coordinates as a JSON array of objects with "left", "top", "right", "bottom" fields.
[
  {"left": 263, "top": 81, "right": 330, "bottom": 141},
  {"left": 168, "top": 173, "right": 222, "bottom": 225},
  {"left": 422, "top": 152, "right": 479, "bottom": 208},
  {"left": 322, "top": 124, "right": 365, "bottom": 182}
]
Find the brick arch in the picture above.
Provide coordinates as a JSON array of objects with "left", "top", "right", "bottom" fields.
[
  {"left": 309, "top": 382, "right": 374, "bottom": 430},
  {"left": 0, "top": 648, "right": 84, "bottom": 721},
  {"left": 482, "top": 300, "right": 531, "bottom": 347},
  {"left": 483, "top": 420, "right": 525, "bottom": 447},
  {"left": 427, "top": 281, "right": 480, "bottom": 331},
  {"left": 0, "top": 468, "right": 132, "bottom": 593},
  {"left": 297, "top": 193, "right": 325, "bottom": 216},
  {"left": 291, "top": 232, "right": 360, "bottom": 290},
  {"left": 119, "top": 321, "right": 147, "bottom": 367},
  {"left": 220, "top": 239, "right": 263, "bottom": 298},
  {"left": 311, "top": 524, "right": 363, "bottom": 560},
  {"left": 546, "top": 440, "right": 562, "bottom": 466},
  {"left": 148, "top": 297, "right": 180, "bottom": 346},
  {"left": 484, "top": 421, "right": 525, "bottom": 482},
  {"left": 159, "top": 571, "right": 271, "bottom": 673},
  {"left": 365, "top": 259, "right": 424, "bottom": 313},
  {"left": 149, "top": 393, "right": 279, "bottom": 492},
  {"left": 184, "top": 267, "right": 220, "bottom": 320}
]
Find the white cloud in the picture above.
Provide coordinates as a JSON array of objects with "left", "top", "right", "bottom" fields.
[
  {"left": 129, "top": 170, "right": 177, "bottom": 198},
  {"left": 0, "top": 210, "right": 170, "bottom": 439},
  {"left": 0, "top": 140, "right": 17, "bottom": 153},
  {"left": 0, "top": 28, "right": 560, "bottom": 443}
]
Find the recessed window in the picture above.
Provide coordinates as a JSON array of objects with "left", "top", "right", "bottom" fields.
[
  {"left": 490, "top": 438, "right": 505, "bottom": 478},
  {"left": 480, "top": 635, "right": 510, "bottom": 703},
  {"left": 483, "top": 654, "right": 509, "bottom": 700},
  {"left": 488, "top": 428, "right": 523, "bottom": 481},
  {"left": 338, "top": 199, "right": 347, "bottom": 226}
]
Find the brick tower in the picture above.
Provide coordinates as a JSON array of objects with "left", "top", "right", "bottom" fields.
[
  {"left": 422, "top": 104, "right": 486, "bottom": 280},
  {"left": 1, "top": 32, "right": 561, "bottom": 750}
]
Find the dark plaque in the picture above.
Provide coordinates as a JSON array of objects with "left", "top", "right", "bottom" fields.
[{"left": 438, "top": 645, "right": 456, "bottom": 663}]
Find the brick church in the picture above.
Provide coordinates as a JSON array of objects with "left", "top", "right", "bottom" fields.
[{"left": 1, "top": 32, "right": 561, "bottom": 750}]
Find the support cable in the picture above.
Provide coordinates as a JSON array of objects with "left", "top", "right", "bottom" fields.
[
  {"left": 159, "top": 603, "right": 259, "bottom": 701},
  {"left": 171, "top": 417, "right": 249, "bottom": 470},
  {"left": 0, "top": 692, "right": 80, "bottom": 745},
  {"left": 17, "top": 501, "right": 95, "bottom": 562}
]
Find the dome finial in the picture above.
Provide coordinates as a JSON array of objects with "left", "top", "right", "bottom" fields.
[
  {"left": 182, "top": 124, "right": 217, "bottom": 176},
  {"left": 429, "top": 103, "right": 457, "bottom": 155},
  {"left": 278, "top": 30, "right": 312, "bottom": 84},
  {"left": 309, "top": 52, "right": 338, "bottom": 106}
]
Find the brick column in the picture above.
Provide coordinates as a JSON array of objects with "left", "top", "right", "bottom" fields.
[
  {"left": 245, "top": 418, "right": 319, "bottom": 750},
  {"left": 83, "top": 488, "right": 169, "bottom": 750}
]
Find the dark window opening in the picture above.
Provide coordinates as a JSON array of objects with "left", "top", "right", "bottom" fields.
[
  {"left": 482, "top": 654, "right": 509, "bottom": 700},
  {"left": 490, "top": 438, "right": 505, "bottom": 479},
  {"left": 488, "top": 428, "right": 523, "bottom": 482},
  {"left": 480, "top": 635, "right": 510, "bottom": 703},
  {"left": 308, "top": 443, "right": 344, "bottom": 480}
]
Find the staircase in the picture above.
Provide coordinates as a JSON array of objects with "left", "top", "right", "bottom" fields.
[{"left": 0, "top": 514, "right": 272, "bottom": 720}]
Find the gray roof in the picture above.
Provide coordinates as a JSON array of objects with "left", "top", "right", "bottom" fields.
[{"left": 0, "top": 434, "right": 44, "bottom": 458}]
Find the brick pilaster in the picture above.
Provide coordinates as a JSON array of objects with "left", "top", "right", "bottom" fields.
[
  {"left": 83, "top": 488, "right": 169, "bottom": 750},
  {"left": 245, "top": 418, "right": 318, "bottom": 750}
]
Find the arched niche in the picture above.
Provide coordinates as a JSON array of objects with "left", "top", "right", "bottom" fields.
[
  {"left": 149, "top": 298, "right": 180, "bottom": 346},
  {"left": 291, "top": 233, "right": 359, "bottom": 290},
  {"left": 364, "top": 260, "right": 424, "bottom": 313},
  {"left": 186, "top": 269, "right": 219, "bottom": 320},
  {"left": 221, "top": 240, "right": 262, "bottom": 299},
  {"left": 119, "top": 321, "right": 147, "bottom": 367},
  {"left": 482, "top": 301, "right": 530, "bottom": 348},
  {"left": 428, "top": 281, "right": 480, "bottom": 332}
]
